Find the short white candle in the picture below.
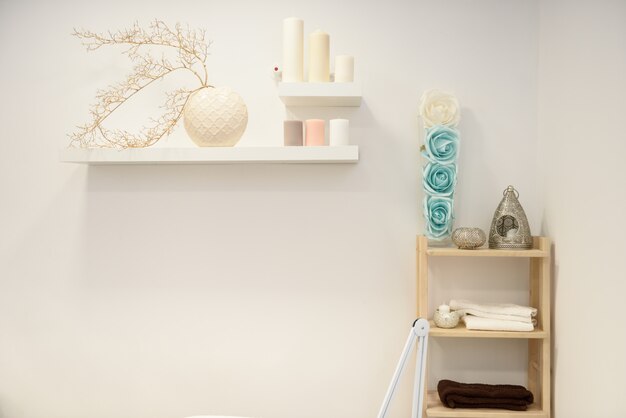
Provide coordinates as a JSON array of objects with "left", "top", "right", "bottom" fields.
[
  {"left": 507, "top": 228, "right": 518, "bottom": 238},
  {"left": 329, "top": 119, "right": 349, "bottom": 146},
  {"left": 438, "top": 304, "right": 450, "bottom": 314},
  {"left": 334, "top": 55, "right": 354, "bottom": 82}
]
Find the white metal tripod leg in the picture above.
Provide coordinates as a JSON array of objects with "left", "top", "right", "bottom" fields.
[
  {"left": 411, "top": 318, "right": 429, "bottom": 418},
  {"left": 377, "top": 318, "right": 430, "bottom": 418},
  {"left": 377, "top": 325, "right": 417, "bottom": 418}
]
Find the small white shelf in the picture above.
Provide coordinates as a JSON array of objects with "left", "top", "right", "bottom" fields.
[
  {"left": 60, "top": 146, "right": 359, "bottom": 165},
  {"left": 278, "top": 82, "right": 362, "bottom": 106}
]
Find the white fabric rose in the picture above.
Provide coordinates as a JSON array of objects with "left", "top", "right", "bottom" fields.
[{"left": 419, "top": 90, "right": 460, "bottom": 128}]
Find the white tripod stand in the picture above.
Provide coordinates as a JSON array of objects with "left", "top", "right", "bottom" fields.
[{"left": 377, "top": 318, "right": 430, "bottom": 418}]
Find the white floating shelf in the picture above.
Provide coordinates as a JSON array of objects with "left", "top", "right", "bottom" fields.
[
  {"left": 60, "top": 146, "right": 359, "bottom": 165},
  {"left": 278, "top": 82, "right": 362, "bottom": 106}
]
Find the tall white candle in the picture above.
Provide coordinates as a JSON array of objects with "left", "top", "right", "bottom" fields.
[
  {"left": 334, "top": 55, "right": 354, "bottom": 82},
  {"left": 282, "top": 17, "right": 303, "bottom": 82},
  {"left": 329, "top": 119, "right": 349, "bottom": 146},
  {"left": 309, "top": 30, "right": 330, "bottom": 82}
]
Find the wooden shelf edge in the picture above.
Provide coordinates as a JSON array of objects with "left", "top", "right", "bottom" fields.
[
  {"left": 428, "top": 321, "right": 547, "bottom": 339},
  {"left": 59, "top": 145, "right": 360, "bottom": 165},
  {"left": 421, "top": 236, "right": 549, "bottom": 258},
  {"left": 426, "top": 392, "right": 547, "bottom": 418},
  {"left": 425, "top": 248, "right": 548, "bottom": 258}
]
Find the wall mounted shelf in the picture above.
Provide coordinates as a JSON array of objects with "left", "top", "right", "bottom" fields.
[
  {"left": 60, "top": 146, "right": 359, "bottom": 165},
  {"left": 278, "top": 82, "right": 362, "bottom": 106}
]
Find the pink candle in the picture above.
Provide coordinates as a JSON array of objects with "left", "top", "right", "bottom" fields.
[{"left": 305, "top": 119, "right": 325, "bottom": 146}]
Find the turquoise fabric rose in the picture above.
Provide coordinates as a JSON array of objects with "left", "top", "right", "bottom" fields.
[
  {"left": 424, "top": 196, "right": 454, "bottom": 239},
  {"left": 423, "top": 125, "right": 459, "bottom": 165},
  {"left": 423, "top": 162, "right": 457, "bottom": 197}
]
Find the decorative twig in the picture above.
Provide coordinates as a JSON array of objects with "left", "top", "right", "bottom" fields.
[{"left": 70, "top": 20, "right": 212, "bottom": 148}]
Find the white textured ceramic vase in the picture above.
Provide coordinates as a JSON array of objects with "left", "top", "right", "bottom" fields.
[{"left": 183, "top": 87, "right": 248, "bottom": 147}]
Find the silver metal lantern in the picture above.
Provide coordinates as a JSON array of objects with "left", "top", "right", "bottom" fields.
[{"left": 488, "top": 185, "right": 532, "bottom": 249}]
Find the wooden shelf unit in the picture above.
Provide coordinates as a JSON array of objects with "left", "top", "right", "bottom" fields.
[{"left": 417, "top": 235, "right": 551, "bottom": 418}]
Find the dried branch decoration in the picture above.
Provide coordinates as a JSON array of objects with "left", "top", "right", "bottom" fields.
[{"left": 70, "top": 20, "right": 212, "bottom": 148}]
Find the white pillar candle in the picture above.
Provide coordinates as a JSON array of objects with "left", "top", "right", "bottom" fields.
[
  {"left": 282, "top": 17, "right": 303, "bottom": 82},
  {"left": 329, "top": 119, "right": 350, "bottom": 146},
  {"left": 438, "top": 304, "right": 450, "bottom": 314},
  {"left": 334, "top": 55, "right": 354, "bottom": 82},
  {"left": 309, "top": 30, "right": 330, "bottom": 82}
]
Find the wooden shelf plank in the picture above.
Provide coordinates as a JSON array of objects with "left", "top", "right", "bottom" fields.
[
  {"left": 427, "top": 392, "right": 547, "bottom": 418},
  {"left": 278, "top": 82, "right": 362, "bottom": 106},
  {"left": 426, "top": 247, "right": 548, "bottom": 258},
  {"left": 428, "top": 321, "right": 547, "bottom": 339},
  {"left": 60, "top": 146, "right": 359, "bottom": 165},
  {"left": 426, "top": 236, "right": 549, "bottom": 258}
]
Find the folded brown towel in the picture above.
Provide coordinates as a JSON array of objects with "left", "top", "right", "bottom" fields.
[{"left": 438, "top": 379, "right": 534, "bottom": 411}]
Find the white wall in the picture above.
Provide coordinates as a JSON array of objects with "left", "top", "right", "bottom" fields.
[
  {"left": 538, "top": 1, "right": 626, "bottom": 417},
  {"left": 0, "top": 1, "right": 542, "bottom": 417}
]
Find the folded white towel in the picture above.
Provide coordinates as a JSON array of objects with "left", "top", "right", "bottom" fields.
[
  {"left": 456, "top": 308, "right": 536, "bottom": 324},
  {"left": 462, "top": 315, "right": 534, "bottom": 332},
  {"left": 450, "top": 299, "right": 537, "bottom": 318}
]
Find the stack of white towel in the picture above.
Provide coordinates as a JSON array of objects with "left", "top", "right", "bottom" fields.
[{"left": 450, "top": 299, "right": 537, "bottom": 332}]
